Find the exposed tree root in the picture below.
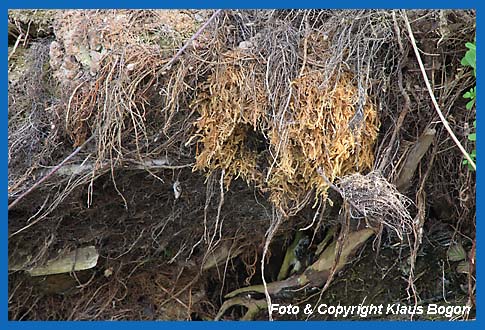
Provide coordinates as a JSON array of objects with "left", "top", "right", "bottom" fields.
[{"left": 216, "top": 228, "right": 375, "bottom": 320}]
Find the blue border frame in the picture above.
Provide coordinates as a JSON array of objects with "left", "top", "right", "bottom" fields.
[
  {"left": 1, "top": 1, "right": 480, "bottom": 9},
  {"left": 3, "top": 1, "right": 481, "bottom": 328}
]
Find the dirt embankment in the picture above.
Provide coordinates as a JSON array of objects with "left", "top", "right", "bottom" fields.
[{"left": 8, "top": 9, "right": 475, "bottom": 320}]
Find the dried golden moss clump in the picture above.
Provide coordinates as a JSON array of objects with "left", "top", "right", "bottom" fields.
[
  {"left": 268, "top": 71, "right": 379, "bottom": 211},
  {"left": 193, "top": 49, "right": 379, "bottom": 214},
  {"left": 191, "top": 51, "right": 268, "bottom": 185}
]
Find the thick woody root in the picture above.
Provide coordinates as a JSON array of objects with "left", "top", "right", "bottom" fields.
[{"left": 216, "top": 228, "right": 375, "bottom": 320}]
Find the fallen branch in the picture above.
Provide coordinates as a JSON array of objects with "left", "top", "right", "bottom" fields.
[
  {"left": 10, "top": 246, "right": 99, "bottom": 276},
  {"left": 402, "top": 11, "right": 476, "bottom": 170},
  {"left": 54, "top": 158, "right": 194, "bottom": 177}
]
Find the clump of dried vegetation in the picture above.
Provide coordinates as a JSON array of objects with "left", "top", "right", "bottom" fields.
[{"left": 8, "top": 9, "right": 475, "bottom": 320}]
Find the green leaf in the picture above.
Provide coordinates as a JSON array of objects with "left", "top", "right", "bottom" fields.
[
  {"left": 465, "top": 42, "right": 476, "bottom": 51},
  {"left": 463, "top": 153, "right": 475, "bottom": 170},
  {"left": 461, "top": 52, "right": 476, "bottom": 68},
  {"left": 461, "top": 42, "right": 476, "bottom": 77},
  {"left": 466, "top": 53, "right": 476, "bottom": 69},
  {"left": 456, "top": 261, "right": 470, "bottom": 274},
  {"left": 460, "top": 41, "right": 476, "bottom": 172},
  {"left": 448, "top": 243, "right": 467, "bottom": 262},
  {"left": 464, "top": 87, "right": 476, "bottom": 98},
  {"left": 466, "top": 99, "right": 475, "bottom": 110}
]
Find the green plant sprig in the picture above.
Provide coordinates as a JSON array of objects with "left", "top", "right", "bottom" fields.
[{"left": 462, "top": 40, "right": 476, "bottom": 171}]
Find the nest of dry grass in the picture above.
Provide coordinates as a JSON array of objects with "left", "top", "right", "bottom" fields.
[{"left": 337, "top": 171, "right": 414, "bottom": 239}]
